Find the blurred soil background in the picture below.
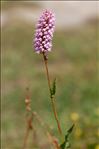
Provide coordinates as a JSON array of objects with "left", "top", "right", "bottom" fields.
[{"left": 1, "top": 1, "right": 99, "bottom": 149}]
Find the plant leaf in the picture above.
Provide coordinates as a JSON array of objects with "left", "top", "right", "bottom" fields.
[
  {"left": 60, "top": 124, "right": 74, "bottom": 149},
  {"left": 50, "top": 78, "right": 56, "bottom": 97},
  {"left": 67, "top": 124, "right": 74, "bottom": 134}
]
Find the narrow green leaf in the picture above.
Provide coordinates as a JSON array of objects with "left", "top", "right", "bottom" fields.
[
  {"left": 60, "top": 124, "right": 74, "bottom": 149},
  {"left": 67, "top": 124, "right": 74, "bottom": 134},
  {"left": 50, "top": 78, "right": 56, "bottom": 97}
]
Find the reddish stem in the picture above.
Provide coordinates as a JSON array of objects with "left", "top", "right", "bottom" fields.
[{"left": 42, "top": 52, "right": 62, "bottom": 136}]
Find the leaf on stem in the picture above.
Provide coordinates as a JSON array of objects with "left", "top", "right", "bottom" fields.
[
  {"left": 60, "top": 124, "right": 75, "bottom": 149},
  {"left": 50, "top": 78, "right": 56, "bottom": 97}
]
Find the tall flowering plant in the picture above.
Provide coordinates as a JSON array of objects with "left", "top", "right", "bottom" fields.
[
  {"left": 23, "top": 10, "right": 74, "bottom": 149},
  {"left": 34, "top": 10, "right": 62, "bottom": 136}
]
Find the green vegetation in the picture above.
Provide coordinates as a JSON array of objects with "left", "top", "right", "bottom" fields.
[{"left": 1, "top": 17, "right": 99, "bottom": 149}]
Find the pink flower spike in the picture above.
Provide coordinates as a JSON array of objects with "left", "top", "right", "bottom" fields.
[{"left": 33, "top": 10, "right": 55, "bottom": 54}]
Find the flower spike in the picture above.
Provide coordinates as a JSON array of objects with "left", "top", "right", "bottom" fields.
[{"left": 34, "top": 10, "right": 55, "bottom": 54}]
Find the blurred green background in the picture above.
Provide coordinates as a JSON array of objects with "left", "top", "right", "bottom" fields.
[{"left": 1, "top": 1, "right": 99, "bottom": 149}]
